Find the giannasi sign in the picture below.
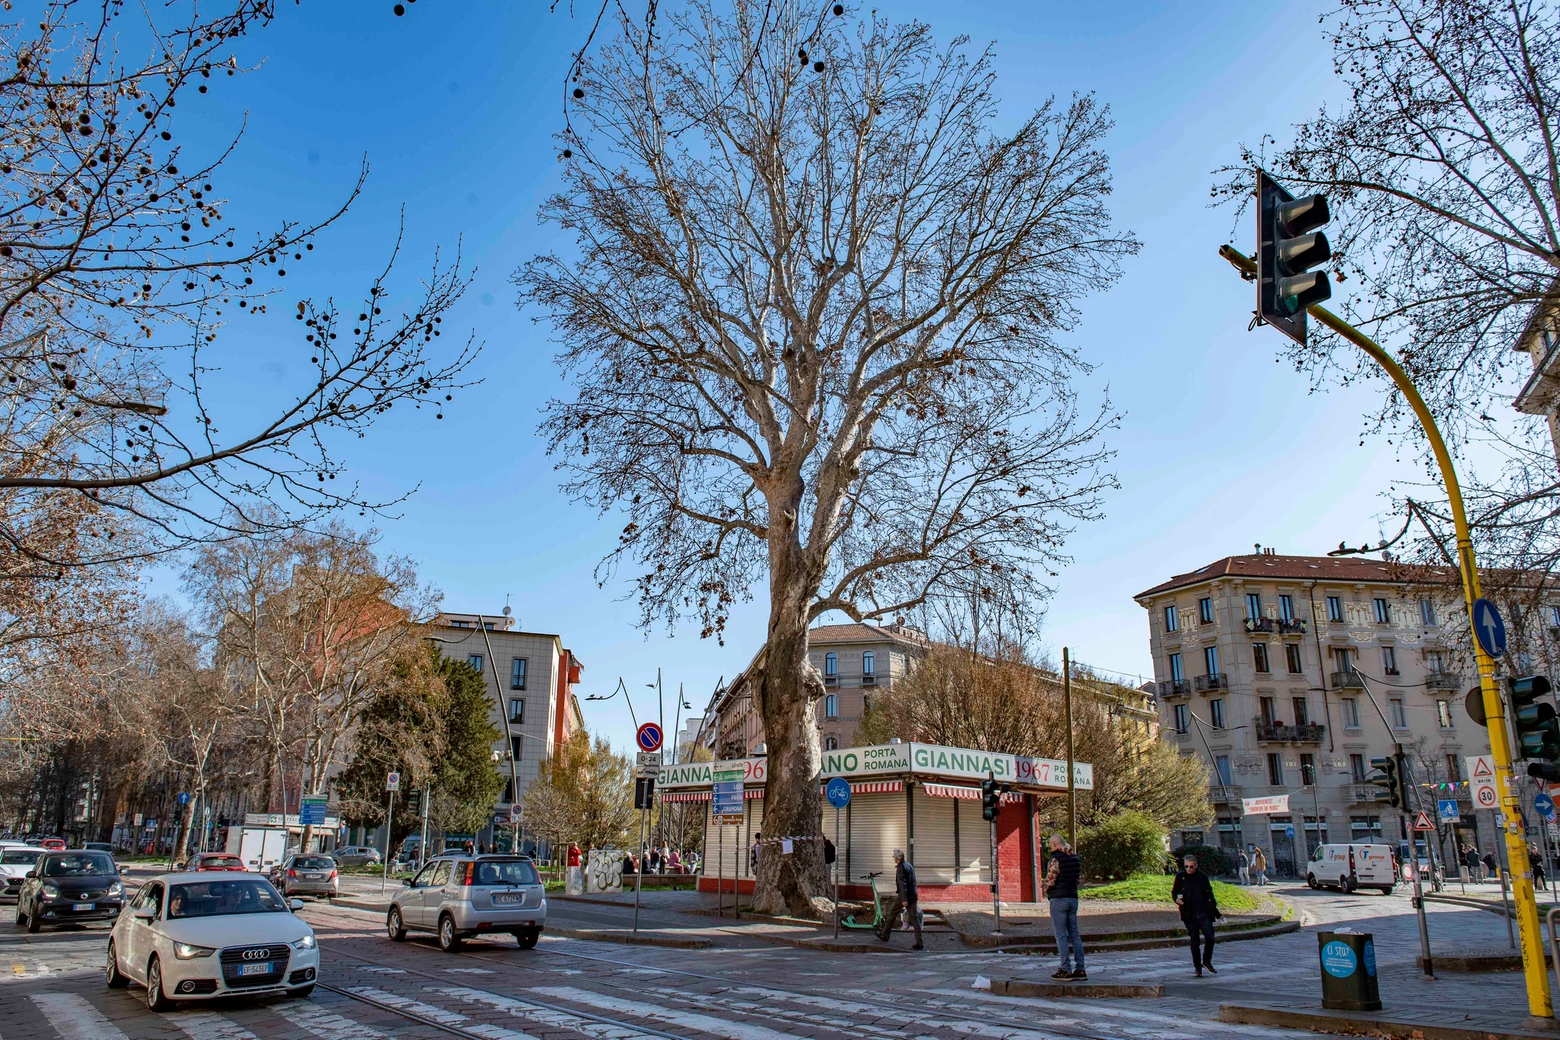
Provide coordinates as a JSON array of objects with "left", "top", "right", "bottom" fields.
[{"left": 658, "top": 741, "right": 1091, "bottom": 791}]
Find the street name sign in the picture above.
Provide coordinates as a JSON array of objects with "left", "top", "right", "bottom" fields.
[
  {"left": 711, "top": 767, "right": 745, "bottom": 823},
  {"left": 1467, "top": 755, "right": 1498, "bottom": 809},
  {"left": 1412, "top": 810, "right": 1436, "bottom": 831},
  {"left": 1437, "top": 798, "right": 1461, "bottom": 824},
  {"left": 1472, "top": 598, "right": 1507, "bottom": 658}
]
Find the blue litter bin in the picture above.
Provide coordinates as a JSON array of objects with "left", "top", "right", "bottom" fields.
[{"left": 1318, "top": 931, "right": 1381, "bottom": 1011}]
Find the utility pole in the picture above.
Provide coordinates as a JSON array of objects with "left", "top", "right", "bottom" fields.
[{"left": 1063, "top": 647, "right": 1077, "bottom": 848}]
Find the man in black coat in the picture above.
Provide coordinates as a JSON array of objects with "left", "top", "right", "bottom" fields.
[
  {"left": 1171, "top": 852, "right": 1221, "bottom": 977},
  {"left": 876, "top": 848, "right": 923, "bottom": 949}
]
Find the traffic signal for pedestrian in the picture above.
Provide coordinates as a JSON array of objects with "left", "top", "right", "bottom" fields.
[
  {"left": 981, "top": 774, "right": 1000, "bottom": 822},
  {"left": 1256, "top": 169, "right": 1332, "bottom": 347},
  {"left": 1368, "top": 756, "right": 1402, "bottom": 808},
  {"left": 1510, "top": 675, "right": 1558, "bottom": 760}
]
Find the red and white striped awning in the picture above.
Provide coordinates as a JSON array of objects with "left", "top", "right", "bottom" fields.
[
  {"left": 845, "top": 781, "right": 903, "bottom": 794},
  {"left": 661, "top": 791, "right": 710, "bottom": 803},
  {"left": 923, "top": 783, "right": 1024, "bottom": 803},
  {"left": 745, "top": 788, "right": 765, "bottom": 800}
]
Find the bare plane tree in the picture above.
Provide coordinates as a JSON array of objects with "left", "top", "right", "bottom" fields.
[{"left": 521, "top": 1, "right": 1136, "bottom": 915}]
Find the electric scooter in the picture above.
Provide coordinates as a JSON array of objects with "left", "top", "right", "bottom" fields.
[{"left": 839, "top": 871, "right": 925, "bottom": 932}]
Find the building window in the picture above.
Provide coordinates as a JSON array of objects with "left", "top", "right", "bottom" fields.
[
  {"left": 511, "top": 658, "right": 528, "bottom": 690},
  {"left": 1350, "top": 753, "right": 1367, "bottom": 782},
  {"left": 1437, "top": 700, "right": 1454, "bottom": 729},
  {"left": 1285, "top": 643, "right": 1303, "bottom": 674},
  {"left": 1267, "top": 753, "right": 1284, "bottom": 786},
  {"left": 1350, "top": 815, "right": 1382, "bottom": 839},
  {"left": 1333, "top": 647, "right": 1354, "bottom": 673},
  {"left": 510, "top": 735, "right": 523, "bottom": 761},
  {"left": 1173, "top": 703, "right": 1189, "bottom": 734},
  {"left": 1446, "top": 753, "right": 1463, "bottom": 780},
  {"left": 1550, "top": 605, "right": 1560, "bottom": 627},
  {"left": 1327, "top": 596, "right": 1344, "bottom": 622},
  {"left": 1374, "top": 597, "right": 1390, "bottom": 624},
  {"left": 467, "top": 654, "right": 484, "bottom": 674},
  {"left": 1199, "top": 597, "right": 1213, "bottom": 624},
  {"left": 1426, "top": 650, "right": 1444, "bottom": 673},
  {"left": 1210, "top": 698, "right": 1225, "bottom": 729},
  {"left": 1169, "top": 653, "right": 1183, "bottom": 681},
  {"left": 1252, "top": 643, "right": 1270, "bottom": 673},
  {"left": 824, "top": 653, "right": 837, "bottom": 677},
  {"left": 824, "top": 694, "right": 839, "bottom": 720},
  {"left": 1246, "top": 592, "right": 1262, "bottom": 619},
  {"left": 861, "top": 651, "right": 875, "bottom": 677},
  {"left": 1342, "top": 697, "right": 1360, "bottom": 728},
  {"left": 1260, "top": 696, "right": 1277, "bottom": 725},
  {"left": 1292, "top": 696, "right": 1309, "bottom": 726},
  {"left": 1204, "top": 646, "right": 1220, "bottom": 676},
  {"left": 508, "top": 698, "right": 524, "bottom": 724},
  {"left": 1421, "top": 599, "right": 1437, "bottom": 626},
  {"left": 1215, "top": 755, "right": 1232, "bottom": 786},
  {"left": 1389, "top": 697, "right": 1407, "bottom": 729},
  {"left": 1165, "top": 605, "right": 1179, "bottom": 632},
  {"left": 1300, "top": 753, "right": 1316, "bottom": 786},
  {"left": 823, "top": 734, "right": 838, "bottom": 751},
  {"left": 1279, "top": 594, "right": 1295, "bottom": 622},
  {"left": 1381, "top": 646, "right": 1399, "bottom": 675}
]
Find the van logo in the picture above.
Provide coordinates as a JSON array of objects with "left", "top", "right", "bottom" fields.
[{"left": 241, "top": 949, "right": 271, "bottom": 961}]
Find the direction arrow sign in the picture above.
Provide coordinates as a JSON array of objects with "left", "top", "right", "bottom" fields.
[
  {"left": 636, "top": 722, "right": 664, "bottom": 753},
  {"left": 1472, "top": 597, "right": 1507, "bottom": 658},
  {"left": 1412, "top": 809, "right": 1436, "bottom": 831},
  {"left": 1536, "top": 792, "right": 1555, "bottom": 816},
  {"left": 299, "top": 797, "right": 328, "bottom": 826}
]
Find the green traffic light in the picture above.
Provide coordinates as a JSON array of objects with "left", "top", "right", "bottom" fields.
[{"left": 1509, "top": 675, "right": 1558, "bottom": 762}]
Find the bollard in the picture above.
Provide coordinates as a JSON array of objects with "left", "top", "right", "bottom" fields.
[{"left": 1318, "top": 931, "right": 1381, "bottom": 1011}]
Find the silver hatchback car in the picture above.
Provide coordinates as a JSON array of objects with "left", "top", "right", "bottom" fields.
[{"left": 386, "top": 855, "right": 546, "bottom": 951}]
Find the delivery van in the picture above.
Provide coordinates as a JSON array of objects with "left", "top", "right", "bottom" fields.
[{"left": 1306, "top": 842, "right": 1397, "bottom": 893}]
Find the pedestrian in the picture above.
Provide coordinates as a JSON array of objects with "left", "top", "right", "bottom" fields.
[
  {"left": 1463, "top": 844, "right": 1482, "bottom": 882},
  {"left": 1236, "top": 847, "right": 1250, "bottom": 886},
  {"left": 649, "top": 846, "right": 661, "bottom": 873},
  {"left": 875, "top": 848, "right": 923, "bottom": 950},
  {"left": 1251, "top": 845, "right": 1268, "bottom": 886},
  {"left": 464, "top": 840, "right": 475, "bottom": 855},
  {"left": 1172, "top": 852, "right": 1222, "bottom": 977},
  {"left": 623, "top": 851, "right": 637, "bottom": 875},
  {"left": 567, "top": 842, "right": 582, "bottom": 868},
  {"left": 1530, "top": 843, "right": 1546, "bottom": 889},
  {"left": 750, "top": 832, "right": 761, "bottom": 875},
  {"left": 668, "top": 848, "right": 682, "bottom": 873},
  {"left": 1044, "top": 833, "right": 1086, "bottom": 980},
  {"left": 660, "top": 843, "right": 671, "bottom": 874},
  {"left": 1483, "top": 849, "right": 1498, "bottom": 881}
]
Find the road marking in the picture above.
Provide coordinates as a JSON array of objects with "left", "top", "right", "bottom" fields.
[
  {"left": 164, "top": 1010, "right": 261, "bottom": 1040},
  {"left": 273, "top": 1001, "right": 390, "bottom": 1040},
  {"left": 443, "top": 966, "right": 494, "bottom": 974},
  {"left": 437, "top": 986, "right": 654, "bottom": 1040},
  {"left": 359, "top": 965, "right": 406, "bottom": 974},
  {"left": 9, "top": 962, "right": 22, "bottom": 975},
  {"left": 30, "top": 992, "right": 130, "bottom": 1040},
  {"left": 655, "top": 984, "right": 999, "bottom": 1040},
  {"left": 349, "top": 987, "right": 470, "bottom": 1025},
  {"left": 533, "top": 986, "right": 799, "bottom": 1040}
]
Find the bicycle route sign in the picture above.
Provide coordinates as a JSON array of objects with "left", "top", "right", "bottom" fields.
[{"left": 826, "top": 777, "right": 852, "bottom": 809}]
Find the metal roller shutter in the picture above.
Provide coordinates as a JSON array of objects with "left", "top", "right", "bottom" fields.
[
  {"left": 743, "top": 797, "right": 765, "bottom": 878},
  {"left": 912, "top": 788, "right": 957, "bottom": 884},
  {"left": 845, "top": 791, "right": 906, "bottom": 888}
]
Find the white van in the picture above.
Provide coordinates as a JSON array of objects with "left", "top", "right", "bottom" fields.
[{"left": 1306, "top": 843, "right": 1397, "bottom": 894}]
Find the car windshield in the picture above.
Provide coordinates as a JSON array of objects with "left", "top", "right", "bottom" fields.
[
  {"left": 295, "top": 856, "right": 334, "bottom": 869},
  {"left": 168, "top": 880, "right": 288, "bottom": 918},
  {"left": 201, "top": 856, "right": 243, "bottom": 867},
  {"left": 42, "top": 853, "right": 115, "bottom": 876},
  {"left": 469, "top": 859, "right": 540, "bottom": 886},
  {"left": 1, "top": 849, "right": 41, "bottom": 865}
]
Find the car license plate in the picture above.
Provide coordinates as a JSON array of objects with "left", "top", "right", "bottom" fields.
[
  {"left": 304, "top": 874, "right": 321, "bottom": 880},
  {"left": 72, "top": 902, "right": 93, "bottom": 911},
  {"left": 239, "top": 962, "right": 272, "bottom": 976},
  {"left": 493, "top": 893, "right": 520, "bottom": 905}
]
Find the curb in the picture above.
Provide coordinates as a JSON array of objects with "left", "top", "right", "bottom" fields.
[
  {"left": 993, "top": 979, "right": 1163, "bottom": 999},
  {"left": 954, "top": 913, "right": 1281, "bottom": 948},
  {"left": 546, "top": 926, "right": 712, "bottom": 949},
  {"left": 961, "top": 919, "right": 1300, "bottom": 953},
  {"left": 1219, "top": 1002, "right": 1560, "bottom": 1040}
]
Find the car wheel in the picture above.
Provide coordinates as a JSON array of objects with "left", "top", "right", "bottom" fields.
[
  {"left": 387, "top": 907, "right": 406, "bottom": 942},
  {"left": 438, "top": 914, "right": 461, "bottom": 952},
  {"left": 106, "top": 939, "right": 129, "bottom": 988},
  {"left": 1381, "top": 885, "right": 1395, "bottom": 895},
  {"left": 290, "top": 984, "right": 315, "bottom": 999},
  {"left": 145, "top": 957, "right": 175, "bottom": 1012},
  {"left": 1345, "top": 874, "right": 1358, "bottom": 893},
  {"left": 13, "top": 904, "right": 25, "bottom": 928},
  {"left": 1307, "top": 874, "right": 1319, "bottom": 889},
  {"left": 515, "top": 931, "right": 539, "bottom": 950}
]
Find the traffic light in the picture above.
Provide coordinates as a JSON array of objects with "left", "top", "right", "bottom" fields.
[
  {"left": 1368, "top": 756, "right": 1402, "bottom": 808},
  {"left": 1510, "top": 675, "right": 1558, "bottom": 760},
  {"left": 1256, "top": 169, "right": 1332, "bottom": 346},
  {"left": 405, "top": 789, "right": 422, "bottom": 813},
  {"left": 981, "top": 774, "right": 999, "bottom": 822}
]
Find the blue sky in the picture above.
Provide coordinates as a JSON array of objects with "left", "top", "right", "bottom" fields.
[{"left": 145, "top": 0, "right": 1452, "bottom": 751}]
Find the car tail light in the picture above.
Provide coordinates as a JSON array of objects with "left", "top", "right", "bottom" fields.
[
  {"left": 329, "top": 870, "right": 337, "bottom": 879},
  {"left": 462, "top": 862, "right": 476, "bottom": 885},
  {"left": 287, "top": 869, "right": 298, "bottom": 878}
]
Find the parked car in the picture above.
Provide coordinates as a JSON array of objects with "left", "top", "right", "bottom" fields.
[
  {"left": 0, "top": 846, "right": 44, "bottom": 905},
  {"left": 334, "top": 846, "right": 381, "bottom": 868},
  {"left": 184, "top": 853, "right": 247, "bottom": 873},
  {"left": 1306, "top": 843, "right": 1397, "bottom": 894},
  {"left": 84, "top": 842, "right": 116, "bottom": 856},
  {"left": 38, "top": 837, "right": 66, "bottom": 851},
  {"left": 386, "top": 854, "right": 546, "bottom": 951},
  {"left": 13, "top": 850, "right": 125, "bottom": 931},
  {"left": 269, "top": 855, "right": 338, "bottom": 900},
  {"left": 106, "top": 872, "right": 318, "bottom": 1009}
]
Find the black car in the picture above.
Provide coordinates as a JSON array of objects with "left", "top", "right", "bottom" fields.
[{"left": 13, "top": 850, "right": 125, "bottom": 932}]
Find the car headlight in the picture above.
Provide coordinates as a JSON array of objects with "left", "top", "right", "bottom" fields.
[
  {"left": 174, "top": 942, "right": 216, "bottom": 960},
  {"left": 107, "top": 882, "right": 124, "bottom": 898},
  {"left": 41, "top": 884, "right": 59, "bottom": 899},
  {"left": 292, "top": 932, "right": 317, "bottom": 951}
]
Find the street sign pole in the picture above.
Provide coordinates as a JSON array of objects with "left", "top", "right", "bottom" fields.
[
  {"left": 716, "top": 822, "right": 724, "bottom": 920},
  {"left": 989, "top": 818, "right": 1001, "bottom": 937},
  {"left": 381, "top": 789, "right": 395, "bottom": 893},
  {"left": 833, "top": 803, "right": 841, "bottom": 940},
  {"left": 633, "top": 805, "right": 645, "bottom": 933},
  {"left": 420, "top": 784, "right": 430, "bottom": 871}
]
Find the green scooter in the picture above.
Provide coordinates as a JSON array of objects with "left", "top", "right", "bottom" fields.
[{"left": 839, "top": 871, "right": 924, "bottom": 932}]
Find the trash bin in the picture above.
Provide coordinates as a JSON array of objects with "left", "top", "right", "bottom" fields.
[{"left": 1318, "top": 931, "right": 1381, "bottom": 1011}]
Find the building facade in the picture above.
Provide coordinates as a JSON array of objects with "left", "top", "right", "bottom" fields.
[{"left": 1513, "top": 279, "right": 1560, "bottom": 461}]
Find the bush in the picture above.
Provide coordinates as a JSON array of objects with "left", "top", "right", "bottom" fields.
[
  {"left": 1171, "top": 842, "right": 1231, "bottom": 877},
  {"left": 1075, "top": 810, "right": 1167, "bottom": 881}
]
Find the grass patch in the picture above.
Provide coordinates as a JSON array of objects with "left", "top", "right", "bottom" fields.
[{"left": 1080, "top": 873, "right": 1262, "bottom": 913}]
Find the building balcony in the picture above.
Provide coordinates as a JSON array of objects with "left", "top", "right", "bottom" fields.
[
  {"left": 1193, "top": 673, "right": 1228, "bottom": 693},
  {"left": 1210, "top": 784, "right": 1241, "bottom": 804},
  {"left": 1255, "top": 718, "right": 1326, "bottom": 744},
  {"left": 824, "top": 674, "right": 839, "bottom": 687},
  {"left": 1350, "top": 785, "right": 1389, "bottom": 804},
  {"left": 1331, "top": 670, "right": 1365, "bottom": 690},
  {"left": 1244, "top": 617, "right": 1276, "bottom": 634},
  {"left": 1279, "top": 618, "right": 1307, "bottom": 635},
  {"left": 1425, "top": 670, "right": 1461, "bottom": 690},
  {"left": 1158, "top": 680, "right": 1190, "bottom": 699},
  {"left": 861, "top": 673, "right": 877, "bottom": 686}
]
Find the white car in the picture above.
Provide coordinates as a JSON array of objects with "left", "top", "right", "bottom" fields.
[
  {"left": 0, "top": 845, "right": 44, "bottom": 905},
  {"left": 105, "top": 872, "right": 319, "bottom": 1010}
]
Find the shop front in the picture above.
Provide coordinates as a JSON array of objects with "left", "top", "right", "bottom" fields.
[{"left": 658, "top": 741, "right": 1093, "bottom": 903}]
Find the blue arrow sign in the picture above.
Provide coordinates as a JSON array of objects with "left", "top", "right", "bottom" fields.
[
  {"left": 1536, "top": 792, "right": 1554, "bottom": 816},
  {"left": 176, "top": 792, "right": 190, "bottom": 806},
  {"left": 1472, "top": 598, "right": 1507, "bottom": 658},
  {"left": 825, "top": 777, "right": 852, "bottom": 809}
]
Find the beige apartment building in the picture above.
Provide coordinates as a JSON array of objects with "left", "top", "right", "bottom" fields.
[
  {"left": 1136, "top": 550, "right": 1560, "bottom": 877},
  {"left": 1513, "top": 278, "right": 1560, "bottom": 461}
]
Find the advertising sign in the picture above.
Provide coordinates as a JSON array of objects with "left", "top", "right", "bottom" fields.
[
  {"left": 1241, "top": 794, "right": 1290, "bottom": 815},
  {"left": 657, "top": 742, "right": 1092, "bottom": 791}
]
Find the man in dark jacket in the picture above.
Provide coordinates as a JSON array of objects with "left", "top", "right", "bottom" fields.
[
  {"left": 876, "top": 848, "right": 923, "bottom": 949},
  {"left": 1045, "top": 834, "right": 1085, "bottom": 980},
  {"left": 1172, "top": 852, "right": 1221, "bottom": 977}
]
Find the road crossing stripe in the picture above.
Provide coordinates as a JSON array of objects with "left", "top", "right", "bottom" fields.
[
  {"left": 634, "top": 984, "right": 920, "bottom": 1040},
  {"left": 162, "top": 1010, "right": 260, "bottom": 1040},
  {"left": 925, "top": 987, "right": 1290, "bottom": 1038},
  {"left": 531, "top": 986, "right": 802, "bottom": 1040},
  {"left": 348, "top": 987, "right": 471, "bottom": 1026},
  {"left": 733, "top": 986, "right": 1084, "bottom": 1039},
  {"left": 30, "top": 993, "right": 130, "bottom": 1040},
  {"left": 437, "top": 986, "right": 653, "bottom": 1040},
  {"left": 9, "top": 962, "right": 21, "bottom": 975},
  {"left": 273, "top": 1001, "right": 391, "bottom": 1040}
]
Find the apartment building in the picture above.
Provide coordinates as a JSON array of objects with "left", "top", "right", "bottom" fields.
[
  {"left": 1513, "top": 278, "right": 1560, "bottom": 461},
  {"left": 1133, "top": 550, "right": 1552, "bottom": 877}
]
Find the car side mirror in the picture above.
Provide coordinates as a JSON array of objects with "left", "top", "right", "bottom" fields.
[
  {"left": 289, "top": 898, "right": 304, "bottom": 912},
  {"left": 133, "top": 906, "right": 156, "bottom": 920}
]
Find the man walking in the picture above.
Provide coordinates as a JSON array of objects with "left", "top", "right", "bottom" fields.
[
  {"left": 1236, "top": 846, "right": 1250, "bottom": 886},
  {"left": 1251, "top": 845, "right": 1268, "bottom": 886},
  {"left": 875, "top": 849, "right": 923, "bottom": 949},
  {"left": 1172, "top": 852, "right": 1221, "bottom": 977},
  {"left": 1463, "top": 844, "right": 1482, "bottom": 882},
  {"left": 1044, "top": 834, "right": 1086, "bottom": 980}
]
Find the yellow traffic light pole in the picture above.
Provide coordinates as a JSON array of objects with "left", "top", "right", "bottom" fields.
[{"left": 1221, "top": 244, "right": 1553, "bottom": 1021}]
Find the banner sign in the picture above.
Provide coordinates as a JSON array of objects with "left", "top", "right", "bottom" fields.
[
  {"left": 658, "top": 741, "right": 1092, "bottom": 791},
  {"left": 1241, "top": 795, "right": 1290, "bottom": 815}
]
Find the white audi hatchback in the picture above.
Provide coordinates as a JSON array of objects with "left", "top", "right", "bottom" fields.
[{"left": 106, "top": 872, "right": 320, "bottom": 1010}]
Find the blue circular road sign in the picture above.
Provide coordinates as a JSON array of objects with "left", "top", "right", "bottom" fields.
[
  {"left": 1284, "top": 825, "right": 1295, "bottom": 838},
  {"left": 1472, "top": 597, "right": 1508, "bottom": 658},
  {"left": 176, "top": 792, "right": 190, "bottom": 805},
  {"left": 1537, "top": 793, "right": 1555, "bottom": 816},
  {"left": 636, "top": 722, "right": 663, "bottom": 752},
  {"left": 826, "top": 777, "right": 852, "bottom": 808}
]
